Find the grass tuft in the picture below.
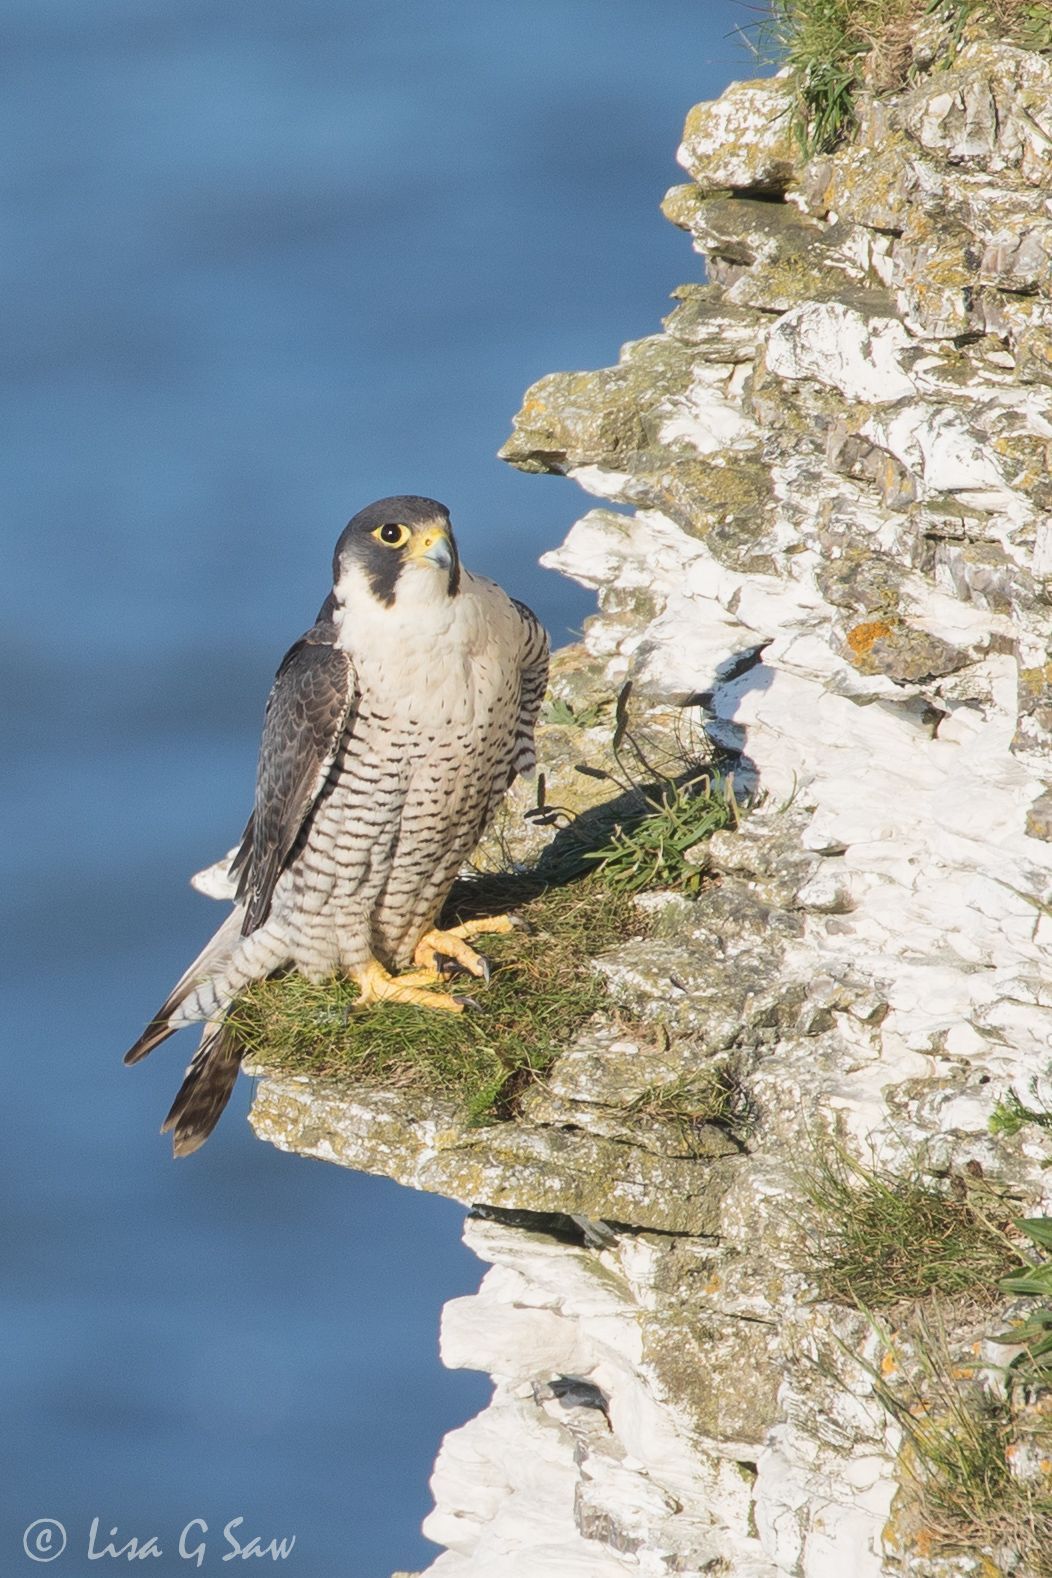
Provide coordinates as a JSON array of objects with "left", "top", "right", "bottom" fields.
[
  {"left": 798, "top": 1140, "right": 1016, "bottom": 1306},
  {"left": 989, "top": 1087, "right": 1052, "bottom": 1138},
  {"left": 232, "top": 692, "right": 740, "bottom": 1128},
  {"left": 230, "top": 875, "right": 642, "bottom": 1125},
  {"left": 875, "top": 1332, "right": 1052, "bottom": 1573},
  {"left": 991, "top": 1217, "right": 1052, "bottom": 1391},
  {"left": 582, "top": 770, "right": 738, "bottom": 896},
  {"left": 772, "top": 0, "right": 882, "bottom": 151},
  {"left": 770, "top": 0, "right": 1052, "bottom": 153},
  {"left": 624, "top": 1063, "right": 756, "bottom": 1148}
]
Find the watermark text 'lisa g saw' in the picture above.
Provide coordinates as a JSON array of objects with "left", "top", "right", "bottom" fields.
[{"left": 22, "top": 1517, "right": 296, "bottom": 1565}]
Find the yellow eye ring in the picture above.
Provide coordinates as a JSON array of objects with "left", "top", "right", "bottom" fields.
[{"left": 373, "top": 523, "right": 410, "bottom": 548}]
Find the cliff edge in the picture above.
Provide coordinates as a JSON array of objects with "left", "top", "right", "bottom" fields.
[{"left": 252, "top": 23, "right": 1052, "bottom": 1577}]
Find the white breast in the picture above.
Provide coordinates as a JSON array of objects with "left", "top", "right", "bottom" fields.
[{"left": 334, "top": 566, "right": 522, "bottom": 728}]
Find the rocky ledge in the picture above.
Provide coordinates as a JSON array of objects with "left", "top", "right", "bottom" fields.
[{"left": 253, "top": 33, "right": 1052, "bottom": 1578}]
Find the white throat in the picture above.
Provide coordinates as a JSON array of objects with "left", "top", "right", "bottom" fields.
[{"left": 333, "top": 562, "right": 458, "bottom": 662}]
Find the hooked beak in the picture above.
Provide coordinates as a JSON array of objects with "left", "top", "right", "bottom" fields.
[{"left": 412, "top": 526, "right": 453, "bottom": 571}]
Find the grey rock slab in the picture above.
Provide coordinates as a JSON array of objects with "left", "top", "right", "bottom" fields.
[{"left": 249, "top": 1073, "right": 735, "bottom": 1235}]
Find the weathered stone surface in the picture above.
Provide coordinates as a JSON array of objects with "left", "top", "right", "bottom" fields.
[
  {"left": 1026, "top": 788, "right": 1052, "bottom": 842},
  {"left": 497, "top": 333, "right": 697, "bottom": 476},
  {"left": 839, "top": 615, "right": 972, "bottom": 683},
  {"left": 893, "top": 42, "right": 1052, "bottom": 186},
  {"left": 825, "top": 423, "right": 918, "bottom": 509},
  {"left": 764, "top": 297, "right": 914, "bottom": 403},
  {"left": 426, "top": 1217, "right": 779, "bottom": 1576},
  {"left": 501, "top": 353, "right": 780, "bottom": 575},
  {"left": 800, "top": 139, "right": 914, "bottom": 232},
  {"left": 933, "top": 538, "right": 1041, "bottom": 616},
  {"left": 892, "top": 208, "right": 984, "bottom": 338},
  {"left": 676, "top": 74, "right": 797, "bottom": 194},
  {"left": 661, "top": 283, "right": 764, "bottom": 363},
  {"left": 1013, "top": 661, "right": 1052, "bottom": 765},
  {"left": 249, "top": 1070, "right": 737, "bottom": 1235},
  {"left": 980, "top": 220, "right": 1052, "bottom": 293},
  {"left": 662, "top": 187, "right": 875, "bottom": 311},
  {"left": 1016, "top": 324, "right": 1052, "bottom": 386}
]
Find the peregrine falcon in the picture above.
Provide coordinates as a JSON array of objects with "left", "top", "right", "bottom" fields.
[{"left": 125, "top": 496, "right": 549, "bottom": 1156}]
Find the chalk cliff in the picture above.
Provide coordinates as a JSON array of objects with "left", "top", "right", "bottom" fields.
[{"left": 252, "top": 32, "right": 1052, "bottom": 1578}]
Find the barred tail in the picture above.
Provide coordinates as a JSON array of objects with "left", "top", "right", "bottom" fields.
[
  {"left": 124, "top": 912, "right": 288, "bottom": 1155},
  {"left": 166, "top": 925, "right": 289, "bottom": 1030},
  {"left": 161, "top": 1022, "right": 243, "bottom": 1157},
  {"left": 123, "top": 908, "right": 245, "bottom": 1066}
]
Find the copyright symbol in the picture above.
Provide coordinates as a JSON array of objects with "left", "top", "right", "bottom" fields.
[{"left": 23, "top": 1520, "right": 67, "bottom": 1562}]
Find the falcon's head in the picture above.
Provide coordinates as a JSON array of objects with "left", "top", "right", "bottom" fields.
[{"left": 332, "top": 495, "right": 460, "bottom": 611}]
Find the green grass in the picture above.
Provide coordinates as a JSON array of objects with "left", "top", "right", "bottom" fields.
[
  {"left": 231, "top": 690, "right": 742, "bottom": 1127},
  {"left": 770, "top": 0, "right": 1052, "bottom": 154},
  {"left": 771, "top": 0, "right": 897, "bottom": 152},
  {"left": 798, "top": 1141, "right": 1016, "bottom": 1307},
  {"left": 991, "top": 1218, "right": 1052, "bottom": 1391},
  {"left": 951, "top": 0, "right": 1052, "bottom": 53},
  {"left": 797, "top": 1137, "right": 1052, "bottom": 1565},
  {"left": 582, "top": 770, "right": 738, "bottom": 897},
  {"left": 230, "top": 875, "right": 643, "bottom": 1125},
  {"left": 623, "top": 1063, "right": 756, "bottom": 1149},
  {"left": 989, "top": 1087, "right": 1052, "bottom": 1139},
  {"left": 875, "top": 1333, "right": 1052, "bottom": 1573},
  {"left": 541, "top": 696, "right": 610, "bottom": 729}
]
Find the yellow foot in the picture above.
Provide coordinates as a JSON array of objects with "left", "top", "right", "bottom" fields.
[
  {"left": 413, "top": 915, "right": 519, "bottom": 981},
  {"left": 353, "top": 958, "right": 464, "bottom": 1014}
]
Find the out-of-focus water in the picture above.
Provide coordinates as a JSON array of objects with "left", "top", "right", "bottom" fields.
[{"left": 2, "top": 3, "right": 757, "bottom": 1573}]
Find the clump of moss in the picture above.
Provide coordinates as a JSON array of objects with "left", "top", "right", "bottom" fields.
[
  {"left": 799, "top": 1141, "right": 1016, "bottom": 1306},
  {"left": 230, "top": 875, "right": 642, "bottom": 1125}
]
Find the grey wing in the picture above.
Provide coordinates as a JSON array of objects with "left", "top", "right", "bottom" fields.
[
  {"left": 237, "top": 624, "right": 357, "bottom": 935},
  {"left": 509, "top": 597, "right": 549, "bottom": 780}
]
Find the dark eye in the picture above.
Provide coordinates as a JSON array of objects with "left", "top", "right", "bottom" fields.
[{"left": 375, "top": 522, "right": 409, "bottom": 547}]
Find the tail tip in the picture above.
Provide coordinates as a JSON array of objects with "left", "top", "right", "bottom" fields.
[
  {"left": 123, "top": 1019, "right": 173, "bottom": 1066},
  {"left": 164, "top": 1120, "right": 210, "bottom": 1159},
  {"left": 159, "top": 1023, "right": 242, "bottom": 1158}
]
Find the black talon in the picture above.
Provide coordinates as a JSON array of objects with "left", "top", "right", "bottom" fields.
[
  {"left": 435, "top": 951, "right": 489, "bottom": 983},
  {"left": 453, "top": 994, "right": 484, "bottom": 1012}
]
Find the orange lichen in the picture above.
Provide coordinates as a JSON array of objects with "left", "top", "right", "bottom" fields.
[
  {"left": 910, "top": 1526, "right": 937, "bottom": 1558},
  {"left": 846, "top": 618, "right": 897, "bottom": 657}
]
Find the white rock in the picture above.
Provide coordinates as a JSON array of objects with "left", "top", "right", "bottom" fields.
[{"left": 764, "top": 301, "right": 916, "bottom": 404}]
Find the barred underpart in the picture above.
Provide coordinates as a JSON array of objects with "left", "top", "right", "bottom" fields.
[{"left": 125, "top": 511, "right": 549, "bottom": 1155}]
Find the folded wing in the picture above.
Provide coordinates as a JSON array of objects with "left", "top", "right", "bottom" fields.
[{"left": 236, "top": 619, "right": 358, "bottom": 934}]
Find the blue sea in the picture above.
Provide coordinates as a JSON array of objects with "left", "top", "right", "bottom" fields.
[{"left": 2, "top": 4, "right": 757, "bottom": 1573}]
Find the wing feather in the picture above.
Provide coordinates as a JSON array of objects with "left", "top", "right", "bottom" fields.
[
  {"left": 237, "top": 621, "right": 357, "bottom": 934},
  {"left": 509, "top": 597, "right": 549, "bottom": 781}
]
